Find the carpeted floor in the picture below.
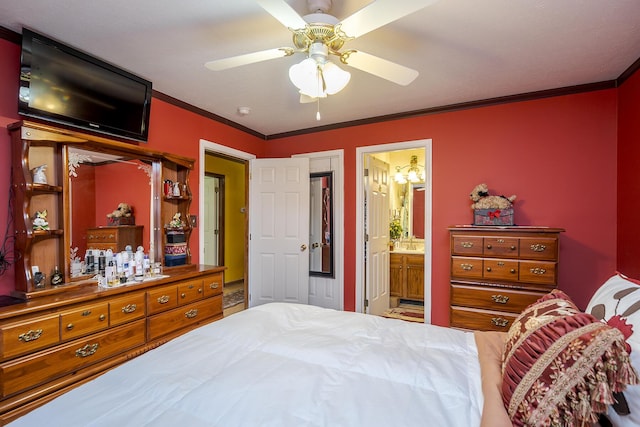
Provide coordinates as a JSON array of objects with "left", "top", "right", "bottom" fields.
[
  {"left": 223, "top": 289, "right": 244, "bottom": 309},
  {"left": 381, "top": 306, "right": 425, "bottom": 323}
]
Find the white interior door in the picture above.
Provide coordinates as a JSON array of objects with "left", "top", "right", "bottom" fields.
[
  {"left": 365, "top": 155, "right": 390, "bottom": 315},
  {"left": 249, "top": 158, "right": 310, "bottom": 307},
  {"left": 203, "top": 175, "right": 219, "bottom": 266}
]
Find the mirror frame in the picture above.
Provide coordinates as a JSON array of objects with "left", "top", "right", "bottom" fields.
[{"left": 309, "top": 171, "right": 334, "bottom": 278}]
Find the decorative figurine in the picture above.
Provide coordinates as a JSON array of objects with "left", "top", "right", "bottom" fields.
[
  {"left": 169, "top": 212, "right": 185, "bottom": 229},
  {"left": 32, "top": 210, "right": 50, "bottom": 231},
  {"left": 172, "top": 181, "right": 181, "bottom": 197},
  {"left": 31, "top": 164, "right": 48, "bottom": 184}
]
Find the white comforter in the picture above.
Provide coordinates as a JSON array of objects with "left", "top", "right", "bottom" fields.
[{"left": 10, "top": 303, "right": 483, "bottom": 427}]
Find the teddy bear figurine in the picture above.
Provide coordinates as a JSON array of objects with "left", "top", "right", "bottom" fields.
[
  {"left": 469, "top": 183, "right": 516, "bottom": 210},
  {"left": 106, "top": 203, "right": 133, "bottom": 219}
]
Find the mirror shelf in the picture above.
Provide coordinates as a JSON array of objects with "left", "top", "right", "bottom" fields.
[{"left": 8, "top": 120, "right": 195, "bottom": 299}]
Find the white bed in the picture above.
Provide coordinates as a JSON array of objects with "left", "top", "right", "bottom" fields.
[{"left": 9, "top": 303, "right": 485, "bottom": 427}]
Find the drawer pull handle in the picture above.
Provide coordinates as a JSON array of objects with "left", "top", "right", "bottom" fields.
[
  {"left": 66, "top": 323, "right": 74, "bottom": 330},
  {"left": 185, "top": 309, "right": 198, "bottom": 319},
  {"left": 122, "top": 304, "right": 137, "bottom": 314},
  {"left": 491, "top": 317, "right": 509, "bottom": 328},
  {"left": 181, "top": 293, "right": 186, "bottom": 298},
  {"left": 82, "top": 310, "right": 92, "bottom": 317},
  {"left": 158, "top": 295, "right": 170, "bottom": 304},
  {"left": 198, "top": 288, "right": 203, "bottom": 293},
  {"left": 486, "top": 267, "right": 492, "bottom": 272},
  {"left": 510, "top": 268, "right": 516, "bottom": 274},
  {"left": 491, "top": 294, "right": 510, "bottom": 304},
  {"left": 460, "top": 241, "right": 474, "bottom": 248},
  {"left": 460, "top": 263, "right": 474, "bottom": 271},
  {"left": 531, "top": 244, "right": 547, "bottom": 252},
  {"left": 510, "top": 245, "right": 516, "bottom": 250},
  {"left": 75, "top": 343, "right": 99, "bottom": 358},
  {"left": 19, "top": 329, "right": 43, "bottom": 342},
  {"left": 99, "top": 314, "right": 106, "bottom": 321},
  {"left": 210, "top": 283, "right": 219, "bottom": 289},
  {"left": 530, "top": 267, "right": 547, "bottom": 275},
  {"left": 486, "top": 244, "right": 492, "bottom": 249}
]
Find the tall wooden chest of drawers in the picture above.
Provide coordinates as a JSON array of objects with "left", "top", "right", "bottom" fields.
[
  {"left": 86, "top": 225, "right": 143, "bottom": 252},
  {"left": 449, "top": 226, "right": 564, "bottom": 331}
]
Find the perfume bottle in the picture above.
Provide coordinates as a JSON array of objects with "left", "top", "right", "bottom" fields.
[{"left": 51, "top": 266, "right": 64, "bottom": 286}]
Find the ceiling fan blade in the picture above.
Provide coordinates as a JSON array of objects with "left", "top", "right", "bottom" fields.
[
  {"left": 205, "top": 48, "right": 292, "bottom": 71},
  {"left": 342, "top": 51, "right": 419, "bottom": 86},
  {"left": 339, "top": 0, "right": 438, "bottom": 38},
  {"left": 256, "top": 0, "right": 307, "bottom": 30}
]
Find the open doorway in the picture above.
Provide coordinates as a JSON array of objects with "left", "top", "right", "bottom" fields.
[
  {"left": 355, "top": 139, "right": 433, "bottom": 323},
  {"left": 200, "top": 140, "right": 255, "bottom": 313}
]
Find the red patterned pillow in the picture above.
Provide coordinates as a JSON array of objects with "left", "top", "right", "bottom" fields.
[{"left": 501, "top": 290, "right": 638, "bottom": 426}]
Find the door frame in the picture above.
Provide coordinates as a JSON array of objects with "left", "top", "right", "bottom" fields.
[
  {"left": 355, "top": 139, "right": 433, "bottom": 322},
  {"left": 199, "top": 139, "right": 256, "bottom": 291}
]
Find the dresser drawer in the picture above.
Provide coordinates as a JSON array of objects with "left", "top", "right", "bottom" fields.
[
  {"left": 483, "top": 258, "right": 519, "bottom": 281},
  {"left": 178, "top": 279, "right": 204, "bottom": 306},
  {"left": 87, "top": 228, "right": 116, "bottom": 243},
  {"left": 450, "top": 306, "right": 517, "bottom": 332},
  {"left": 1, "top": 314, "right": 61, "bottom": 361},
  {"left": 519, "top": 260, "right": 557, "bottom": 286},
  {"left": 147, "top": 284, "right": 179, "bottom": 315},
  {"left": 60, "top": 302, "right": 109, "bottom": 341},
  {"left": 519, "top": 237, "right": 558, "bottom": 260},
  {"left": 451, "top": 284, "right": 542, "bottom": 314},
  {"left": 451, "top": 257, "right": 483, "bottom": 279},
  {"left": 483, "top": 237, "right": 519, "bottom": 258},
  {"left": 109, "top": 292, "right": 146, "bottom": 327},
  {"left": 451, "top": 236, "right": 483, "bottom": 256},
  {"left": 147, "top": 296, "right": 222, "bottom": 341},
  {"left": 202, "top": 273, "right": 223, "bottom": 298},
  {"left": 0, "top": 320, "right": 145, "bottom": 398}
]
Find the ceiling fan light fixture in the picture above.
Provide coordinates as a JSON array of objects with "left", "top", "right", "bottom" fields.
[
  {"left": 289, "top": 57, "right": 349, "bottom": 98},
  {"left": 322, "top": 61, "right": 350, "bottom": 95}
]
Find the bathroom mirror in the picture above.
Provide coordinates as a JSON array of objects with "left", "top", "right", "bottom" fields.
[
  {"left": 394, "top": 181, "right": 425, "bottom": 240},
  {"left": 67, "top": 146, "right": 158, "bottom": 278},
  {"left": 411, "top": 183, "right": 425, "bottom": 239},
  {"left": 309, "top": 172, "right": 334, "bottom": 277}
]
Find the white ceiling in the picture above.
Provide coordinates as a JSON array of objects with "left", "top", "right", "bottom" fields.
[{"left": 1, "top": 0, "right": 639, "bottom": 137}]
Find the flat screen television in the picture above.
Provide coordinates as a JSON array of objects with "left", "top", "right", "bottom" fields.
[{"left": 18, "top": 28, "right": 152, "bottom": 142}]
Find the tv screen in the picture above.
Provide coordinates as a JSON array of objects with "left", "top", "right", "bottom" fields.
[{"left": 18, "top": 28, "right": 152, "bottom": 142}]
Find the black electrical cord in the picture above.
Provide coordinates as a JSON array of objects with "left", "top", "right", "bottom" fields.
[{"left": 0, "top": 183, "right": 16, "bottom": 276}]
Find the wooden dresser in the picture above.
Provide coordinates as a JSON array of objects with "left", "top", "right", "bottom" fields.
[
  {"left": 0, "top": 265, "right": 224, "bottom": 424},
  {"left": 86, "top": 225, "right": 143, "bottom": 252},
  {"left": 449, "top": 226, "right": 564, "bottom": 331}
]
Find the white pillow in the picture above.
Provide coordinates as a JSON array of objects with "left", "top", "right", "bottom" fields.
[{"left": 586, "top": 273, "right": 640, "bottom": 427}]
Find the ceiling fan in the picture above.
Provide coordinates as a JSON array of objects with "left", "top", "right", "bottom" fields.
[{"left": 205, "top": 0, "right": 437, "bottom": 103}]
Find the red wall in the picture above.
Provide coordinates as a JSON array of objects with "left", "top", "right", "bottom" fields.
[
  {"left": 0, "top": 36, "right": 631, "bottom": 328},
  {"left": 267, "top": 90, "right": 619, "bottom": 323},
  {"left": 617, "top": 69, "right": 640, "bottom": 278}
]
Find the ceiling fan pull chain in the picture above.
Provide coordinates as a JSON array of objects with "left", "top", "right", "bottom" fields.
[{"left": 316, "top": 97, "right": 321, "bottom": 121}]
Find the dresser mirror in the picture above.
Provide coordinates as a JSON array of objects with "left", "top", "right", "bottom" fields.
[
  {"left": 309, "top": 172, "right": 334, "bottom": 277},
  {"left": 67, "top": 146, "right": 159, "bottom": 279}
]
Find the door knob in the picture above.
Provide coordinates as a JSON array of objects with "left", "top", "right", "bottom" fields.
[{"left": 300, "top": 244, "right": 307, "bottom": 252}]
